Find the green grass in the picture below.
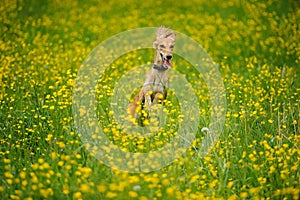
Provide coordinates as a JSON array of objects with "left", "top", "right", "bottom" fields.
[{"left": 1, "top": 0, "right": 299, "bottom": 199}]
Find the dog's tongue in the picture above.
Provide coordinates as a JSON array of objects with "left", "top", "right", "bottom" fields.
[{"left": 164, "top": 59, "right": 172, "bottom": 67}]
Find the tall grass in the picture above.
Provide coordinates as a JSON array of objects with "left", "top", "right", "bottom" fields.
[{"left": 0, "top": 0, "right": 299, "bottom": 199}]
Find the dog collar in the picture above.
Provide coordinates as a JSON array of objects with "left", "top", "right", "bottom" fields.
[{"left": 153, "top": 64, "right": 168, "bottom": 71}]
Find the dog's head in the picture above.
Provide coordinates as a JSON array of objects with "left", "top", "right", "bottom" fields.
[{"left": 153, "top": 26, "right": 176, "bottom": 69}]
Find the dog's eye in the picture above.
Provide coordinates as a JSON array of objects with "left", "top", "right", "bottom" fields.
[
  {"left": 159, "top": 44, "right": 165, "bottom": 48},
  {"left": 170, "top": 45, "right": 174, "bottom": 49}
]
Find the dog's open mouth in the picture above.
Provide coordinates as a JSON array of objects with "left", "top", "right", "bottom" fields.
[
  {"left": 160, "top": 53, "right": 172, "bottom": 68},
  {"left": 163, "top": 58, "right": 172, "bottom": 68}
]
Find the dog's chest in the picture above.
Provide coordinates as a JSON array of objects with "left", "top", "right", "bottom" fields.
[
  {"left": 151, "top": 71, "right": 168, "bottom": 93},
  {"left": 144, "top": 69, "right": 168, "bottom": 93}
]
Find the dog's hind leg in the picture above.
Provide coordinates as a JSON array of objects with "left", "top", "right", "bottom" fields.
[
  {"left": 128, "top": 95, "right": 140, "bottom": 118},
  {"left": 128, "top": 102, "right": 137, "bottom": 118}
]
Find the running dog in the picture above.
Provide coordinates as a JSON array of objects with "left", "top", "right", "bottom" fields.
[{"left": 128, "top": 26, "right": 176, "bottom": 121}]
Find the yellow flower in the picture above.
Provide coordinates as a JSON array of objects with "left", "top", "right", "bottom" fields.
[
  {"left": 190, "top": 175, "right": 199, "bottom": 183},
  {"left": 79, "top": 167, "right": 92, "bottom": 178},
  {"left": 228, "top": 194, "right": 238, "bottom": 200},
  {"left": 258, "top": 177, "right": 267, "bottom": 184},
  {"left": 4, "top": 171, "right": 13, "bottom": 179},
  {"left": 209, "top": 179, "right": 218, "bottom": 188},
  {"left": 65, "top": 165, "right": 71, "bottom": 170},
  {"left": 97, "top": 184, "right": 107, "bottom": 193},
  {"left": 58, "top": 161, "right": 64, "bottom": 166},
  {"left": 139, "top": 196, "right": 148, "bottom": 200},
  {"left": 233, "top": 113, "right": 239, "bottom": 118},
  {"left": 73, "top": 192, "right": 82, "bottom": 199},
  {"left": 129, "top": 191, "right": 138, "bottom": 198},
  {"left": 269, "top": 166, "right": 276, "bottom": 173},
  {"left": 6, "top": 179, "right": 13, "bottom": 185},
  {"left": 166, "top": 186, "right": 175, "bottom": 196},
  {"left": 227, "top": 181, "right": 234, "bottom": 189},
  {"left": 249, "top": 187, "right": 260, "bottom": 194},
  {"left": 22, "top": 180, "right": 28, "bottom": 187},
  {"left": 40, "top": 188, "right": 53, "bottom": 198},
  {"left": 106, "top": 192, "right": 117, "bottom": 198},
  {"left": 80, "top": 183, "right": 91, "bottom": 193},
  {"left": 240, "top": 192, "right": 248, "bottom": 199},
  {"left": 62, "top": 185, "right": 69, "bottom": 194},
  {"left": 58, "top": 141, "right": 65, "bottom": 149},
  {"left": 50, "top": 152, "right": 57, "bottom": 159},
  {"left": 161, "top": 179, "right": 169, "bottom": 186}
]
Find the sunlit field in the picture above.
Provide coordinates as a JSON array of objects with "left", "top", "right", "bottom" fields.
[{"left": 1, "top": 0, "right": 300, "bottom": 199}]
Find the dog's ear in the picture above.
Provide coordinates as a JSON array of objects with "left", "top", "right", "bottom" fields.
[
  {"left": 156, "top": 26, "right": 176, "bottom": 41},
  {"left": 168, "top": 32, "right": 176, "bottom": 41},
  {"left": 156, "top": 26, "right": 168, "bottom": 39}
]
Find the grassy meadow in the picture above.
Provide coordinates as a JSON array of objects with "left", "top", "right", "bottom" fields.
[{"left": 1, "top": 0, "right": 300, "bottom": 199}]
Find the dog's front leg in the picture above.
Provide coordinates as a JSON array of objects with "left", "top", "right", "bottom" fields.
[
  {"left": 138, "top": 89, "right": 152, "bottom": 113},
  {"left": 144, "top": 91, "right": 153, "bottom": 111}
]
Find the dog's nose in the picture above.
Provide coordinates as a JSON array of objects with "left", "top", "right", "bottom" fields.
[{"left": 166, "top": 55, "right": 172, "bottom": 60}]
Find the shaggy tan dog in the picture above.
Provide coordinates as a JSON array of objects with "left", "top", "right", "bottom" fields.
[{"left": 128, "top": 26, "right": 176, "bottom": 120}]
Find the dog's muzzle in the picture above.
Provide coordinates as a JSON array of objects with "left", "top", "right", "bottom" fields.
[{"left": 160, "top": 52, "right": 172, "bottom": 68}]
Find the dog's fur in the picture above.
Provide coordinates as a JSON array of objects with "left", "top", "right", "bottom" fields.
[{"left": 128, "top": 26, "right": 176, "bottom": 119}]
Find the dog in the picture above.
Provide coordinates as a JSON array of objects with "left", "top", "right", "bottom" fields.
[{"left": 128, "top": 26, "right": 176, "bottom": 122}]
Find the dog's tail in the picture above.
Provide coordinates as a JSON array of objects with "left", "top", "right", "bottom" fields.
[{"left": 128, "top": 95, "right": 140, "bottom": 118}]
